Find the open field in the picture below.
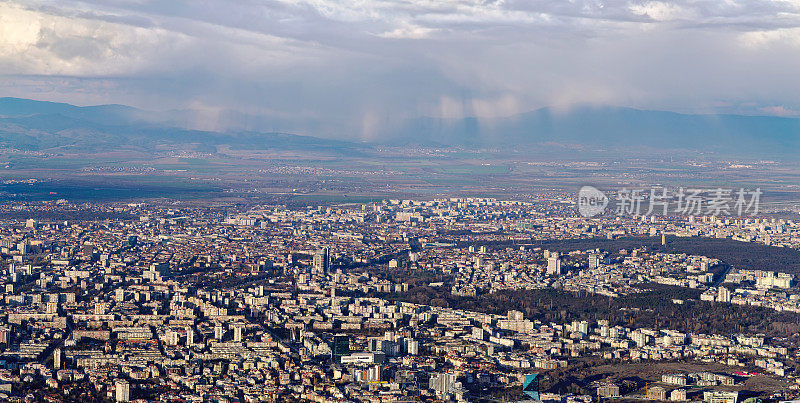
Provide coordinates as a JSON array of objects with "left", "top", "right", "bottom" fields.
[{"left": 4, "top": 145, "right": 800, "bottom": 216}]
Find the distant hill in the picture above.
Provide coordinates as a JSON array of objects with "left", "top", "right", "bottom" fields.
[
  {"left": 0, "top": 97, "right": 145, "bottom": 126},
  {"left": 0, "top": 97, "right": 362, "bottom": 154},
  {"left": 387, "top": 106, "right": 800, "bottom": 156},
  {"left": 1, "top": 97, "right": 799, "bottom": 157}
]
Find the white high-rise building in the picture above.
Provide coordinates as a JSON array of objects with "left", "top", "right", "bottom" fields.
[
  {"left": 233, "top": 324, "right": 244, "bottom": 342},
  {"left": 717, "top": 286, "right": 731, "bottom": 303},
  {"left": 313, "top": 247, "right": 329, "bottom": 274},
  {"left": 185, "top": 326, "right": 195, "bottom": 346},
  {"left": 116, "top": 379, "right": 130, "bottom": 402},
  {"left": 53, "top": 347, "right": 61, "bottom": 369},
  {"left": 406, "top": 339, "right": 419, "bottom": 355},
  {"left": 166, "top": 330, "right": 180, "bottom": 346},
  {"left": 429, "top": 372, "right": 461, "bottom": 398},
  {"left": 547, "top": 257, "right": 562, "bottom": 275}
]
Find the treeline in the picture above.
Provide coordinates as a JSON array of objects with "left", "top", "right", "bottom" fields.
[
  {"left": 377, "top": 284, "right": 800, "bottom": 339},
  {"left": 460, "top": 236, "right": 800, "bottom": 276},
  {"left": 0, "top": 210, "right": 135, "bottom": 221}
]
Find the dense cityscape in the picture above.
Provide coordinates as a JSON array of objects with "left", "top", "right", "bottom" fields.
[{"left": 0, "top": 197, "right": 799, "bottom": 402}]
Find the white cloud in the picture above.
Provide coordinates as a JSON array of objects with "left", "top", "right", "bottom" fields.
[
  {"left": 628, "top": 1, "right": 697, "bottom": 21},
  {"left": 377, "top": 22, "right": 437, "bottom": 39},
  {"left": 0, "top": 4, "right": 41, "bottom": 52},
  {"left": 740, "top": 27, "right": 800, "bottom": 47},
  {"left": 0, "top": 2, "right": 188, "bottom": 76}
]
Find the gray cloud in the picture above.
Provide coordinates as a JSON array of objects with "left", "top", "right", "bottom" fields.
[{"left": 2, "top": 0, "right": 800, "bottom": 139}]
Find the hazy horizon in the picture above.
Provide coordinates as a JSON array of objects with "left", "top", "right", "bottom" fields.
[{"left": 3, "top": 0, "right": 800, "bottom": 140}]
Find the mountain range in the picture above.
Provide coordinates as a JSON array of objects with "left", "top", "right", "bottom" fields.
[
  {"left": 1, "top": 97, "right": 798, "bottom": 158},
  {"left": 0, "top": 97, "right": 358, "bottom": 154}
]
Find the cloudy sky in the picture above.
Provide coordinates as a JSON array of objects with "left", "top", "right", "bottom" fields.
[{"left": 1, "top": 0, "right": 800, "bottom": 138}]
